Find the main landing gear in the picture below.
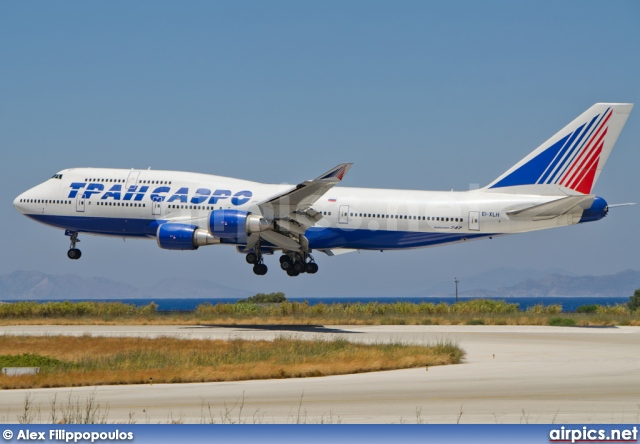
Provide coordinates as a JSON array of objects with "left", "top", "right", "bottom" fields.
[
  {"left": 246, "top": 251, "right": 268, "bottom": 276},
  {"left": 279, "top": 253, "right": 318, "bottom": 277},
  {"left": 66, "top": 231, "right": 82, "bottom": 260},
  {"left": 245, "top": 251, "right": 319, "bottom": 277}
]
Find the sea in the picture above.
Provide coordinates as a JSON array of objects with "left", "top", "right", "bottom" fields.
[{"left": 5, "top": 296, "right": 630, "bottom": 313}]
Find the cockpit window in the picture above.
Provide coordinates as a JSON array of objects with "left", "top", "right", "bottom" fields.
[{"left": 51, "top": 173, "right": 63, "bottom": 179}]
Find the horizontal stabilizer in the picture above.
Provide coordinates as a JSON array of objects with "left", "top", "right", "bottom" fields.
[{"left": 506, "top": 195, "right": 593, "bottom": 219}]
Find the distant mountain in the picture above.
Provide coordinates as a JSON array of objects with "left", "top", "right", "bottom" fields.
[
  {"left": 1, "top": 269, "right": 638, "bottom": 300},
  {"left": 0, "top": 271, "right": 249, "bottom": 300},
  {"left": 417, "top": 267, "right": 576, "bottom": 296},
  {"left": 0, "top": 270, "right": 142, "bottom": 299},
  {"left": 497, "top": 269, "right": 640, "bottom": 297}
]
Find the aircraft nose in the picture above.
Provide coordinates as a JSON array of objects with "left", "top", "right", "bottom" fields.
[{"left": 14, "top": 193, "right": 27, "bottom": 214}]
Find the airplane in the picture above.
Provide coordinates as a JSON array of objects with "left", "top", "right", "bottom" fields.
[{"left": 13, "top": 103, "right": 633, "bottom": 276}]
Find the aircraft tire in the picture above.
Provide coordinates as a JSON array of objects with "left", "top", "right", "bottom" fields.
[
  {"left": 293, "top": 261, "right": 305, "bottom": 273},
  {"left": 286, "top": 268, "right": 300, "bottom": 277},
  {"left": 246, "top": 253, "right": 258, "bottom": 264},
  {"left": 305, "top": 263, "right": 318, "bottom": 274},
  {"left": 67, "top": 249, "right": 81, "bottom": 260},
  {"left": 253, "top": 263, "right": 268, "bottom": 275}
]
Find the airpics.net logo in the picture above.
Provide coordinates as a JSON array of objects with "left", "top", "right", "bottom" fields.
[{"left": 549, "top": 426, "right": 638, "bottom": 443}]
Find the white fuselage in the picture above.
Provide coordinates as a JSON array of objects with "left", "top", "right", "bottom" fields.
[{"left": 13, "top": 167, "right": 598, "bottom": 252}]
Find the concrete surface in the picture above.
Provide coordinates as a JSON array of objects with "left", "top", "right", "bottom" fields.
[{"left": 1, "top": 325, "right": 639, "bottom": 424}]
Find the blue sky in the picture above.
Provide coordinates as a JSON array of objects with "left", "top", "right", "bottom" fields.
[{"left": 1, "top": 1, "right": 639, "bottom": 297}]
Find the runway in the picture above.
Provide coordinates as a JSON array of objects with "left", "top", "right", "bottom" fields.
[{"left": 1, "top": 325, "right": 639, "bottom": 424}]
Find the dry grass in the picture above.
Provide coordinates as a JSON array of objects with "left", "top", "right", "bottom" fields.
[
  {"left": 1, "top": 313, "right": 639, "bottom": 326},
  {"left": 1, "top": 300, "right": 638, "bottom": 326},
  {"left": 0, "top": 335, "right": 463, "bottom": 390}
]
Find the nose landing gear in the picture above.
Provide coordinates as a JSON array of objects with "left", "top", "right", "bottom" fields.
[{"left": 66, "top": 231, "right": 82, "bottom": 260}]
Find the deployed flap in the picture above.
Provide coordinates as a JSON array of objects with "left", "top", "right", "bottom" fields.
[
  {"left": 260, "top": 230, "right": 303, "bottom": 252},
  {"left": 319, "top": 248, "right": 359, "bottom": 256},
  {"left": 506, "top": 195, "right": 593, "bottom": 219}
]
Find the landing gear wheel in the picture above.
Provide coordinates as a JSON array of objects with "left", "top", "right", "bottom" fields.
[
  {"left": 305, "top": 262, "right": 318, "bottom": 274},
  {"left": 286, "top": 268, "right": 300, "bottom": 277},
  {"left": 293, "top": 261, "right": 305, "bottom": 273},
  {"left": 253, "top": 263, "right": 268, "bottom": 275},
  {"left": 279, "top": 255, "right": 290, "bottom": 264},
  {"left": 280, "top": 259, "right": 292, "bottom": 270},
  {"left": 66, "top": 231, "right": 81, "bottom": 260},
  {"left": 246, "top": 253, "right": 258, "bottom": 264}
]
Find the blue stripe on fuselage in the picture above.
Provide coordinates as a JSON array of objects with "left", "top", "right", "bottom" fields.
[
  {"left": 305, "top": 227, "right": 495, "bottom": 249},
  {"left": 25, "top": 214, "right": 164, "bottom": 237},
  {"left": 25, "top": 214, "right": 497, "bottom": 249}
]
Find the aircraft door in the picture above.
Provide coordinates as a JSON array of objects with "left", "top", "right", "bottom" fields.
[
  {"left": 468, "top": 211, "right": 479, "bottom": 231},
  {"left": 152, "top": 197, "right": 162, "bottom": 216},
  {"left": 75, "top": 193, "right": 85, "bottom": 213},
  {"left": 339, "top": 205, "right": 349, "bottom": 224},
  {"left": 125, "top": 171, "right": 140, "bottom": 189}
]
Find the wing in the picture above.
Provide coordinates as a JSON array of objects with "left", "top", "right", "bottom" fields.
[{"left": 246, "top": 163, "right": 352, "bottom": 253}]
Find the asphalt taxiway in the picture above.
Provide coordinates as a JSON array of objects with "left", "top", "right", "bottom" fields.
[{"left": 1, "top": 325, "right": 639, "bottom": 423}]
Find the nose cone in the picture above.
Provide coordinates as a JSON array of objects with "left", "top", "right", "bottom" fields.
[{"left": 14, "top": 193, "right": 27, "bottom": 214}]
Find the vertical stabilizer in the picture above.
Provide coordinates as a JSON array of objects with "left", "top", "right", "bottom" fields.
[{"left": 487, "top": 103, "right": 633, "bottom": 194}]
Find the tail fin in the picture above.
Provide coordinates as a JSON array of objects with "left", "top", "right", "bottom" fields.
[{"left": 487, "top": 103, "right": 633, "bottom": 194}]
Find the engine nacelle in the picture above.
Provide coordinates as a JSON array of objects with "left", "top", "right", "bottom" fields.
[
  {"left": 209, "top": 209, "right": 271, "bottom": 243},
  {"left": 156, "top": 223, "right": 220, "bottom": 250}
]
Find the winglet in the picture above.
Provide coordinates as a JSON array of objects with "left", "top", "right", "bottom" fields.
[{"left": 314, "top": 163, "right": 353, "bottom": 182}]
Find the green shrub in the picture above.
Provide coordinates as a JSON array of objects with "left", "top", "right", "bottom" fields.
[
  {"left": 139, "top": 302, "right": 158, "bottom": 316},
  {"left": 596, "top": 304, "right": 629, "bottom": 315},
  {"left": 527, "top": 304, "right": 563, "bottom": 315},
  {"left": 0, "top": 301, "right": 143, "bottom": 319},
  {"left": 0, "top": 353, "right": 66, "bottom": 368},
  {"left": 466, "top": 319, "right": 485, "bottom": 325},
  {"left": 549, "top": 317, "right": 576, "bottom": 327},
  {"left": 452, "top": 299, "right": 519, "bottom": 314},
  {"left": 237, "top": 292, "right": 287, "bottom": 304},
  {"left": 628, "top": 289, "right": 640, "bottom": 311},
  {"left": 576, "top": 304, "right": 598, "bottom": 314}
]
